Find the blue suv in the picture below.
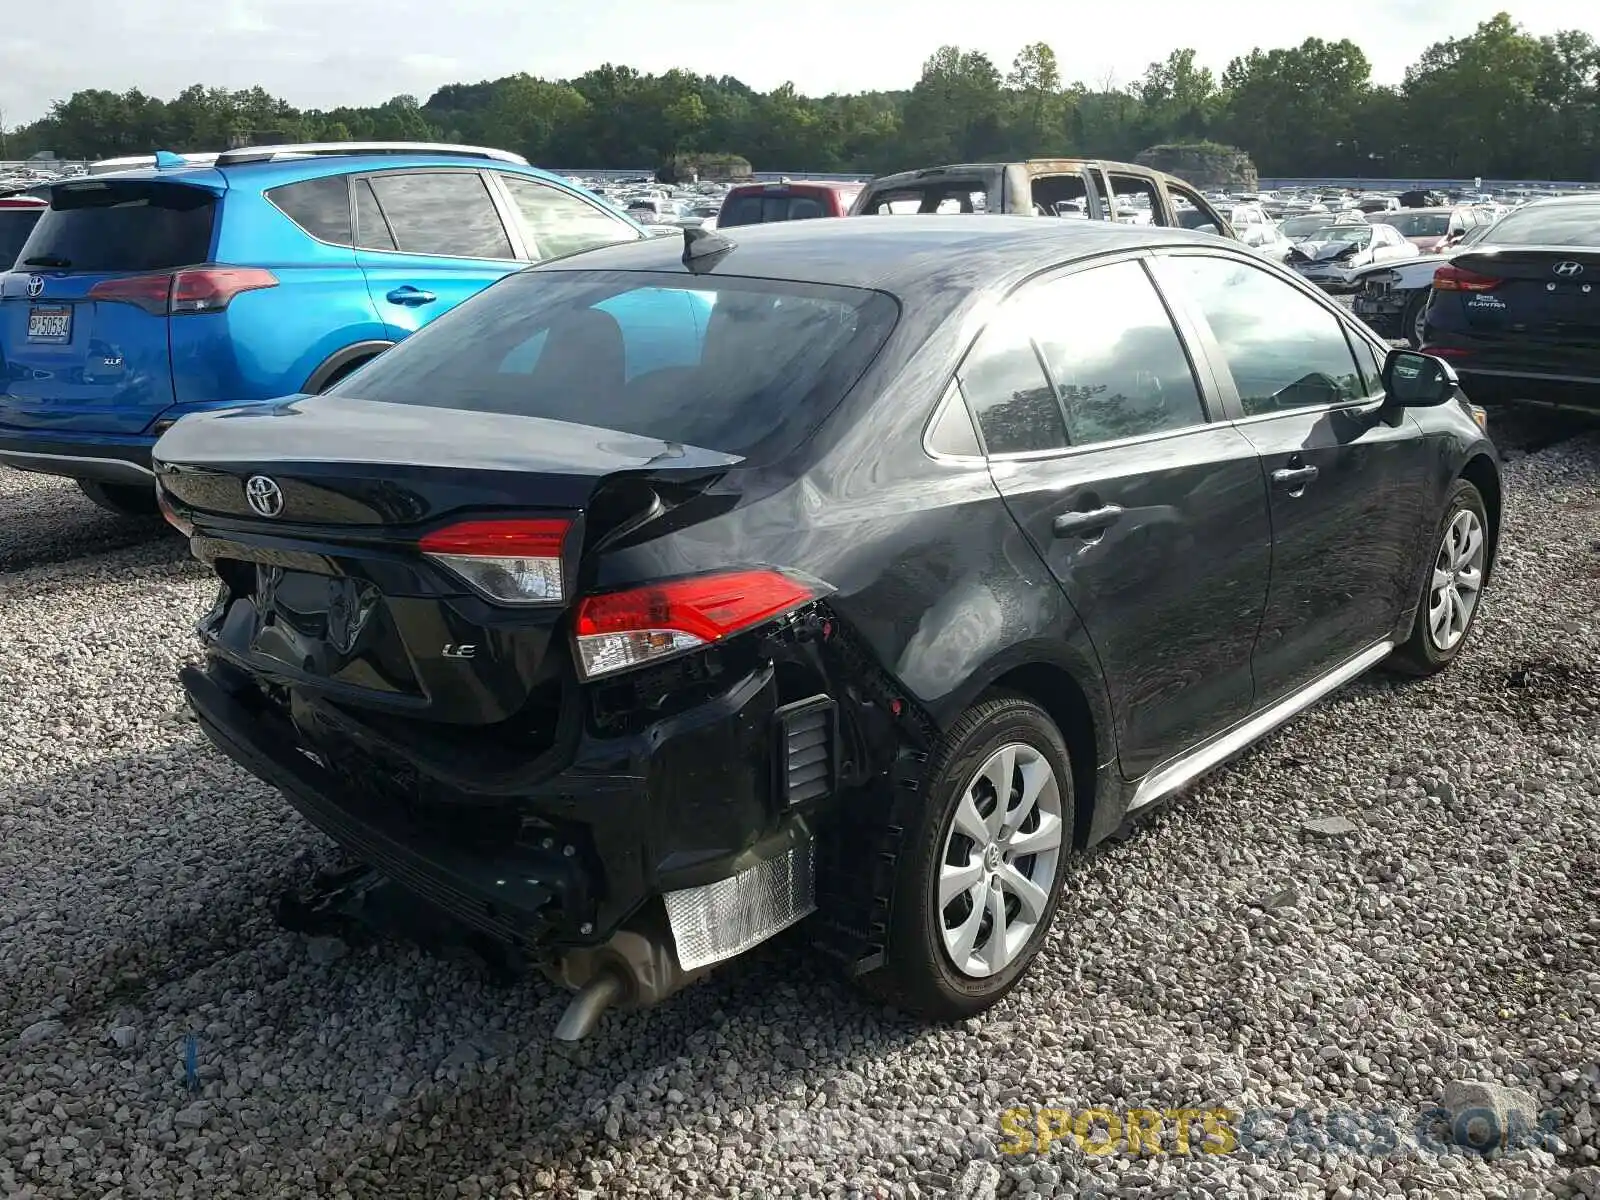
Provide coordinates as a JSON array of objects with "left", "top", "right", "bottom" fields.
[{"left": 0, "top": 142, "right": 649, "bottom": 514}]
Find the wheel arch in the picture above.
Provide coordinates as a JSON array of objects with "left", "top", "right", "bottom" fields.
[
  {"left": 1459, "top": 451, "right": 1502, "bottom": 578},
  {"left": 978, "top": 658, "right": 1109, "bottom": 850},
  {"left": 303, "top": 339, "right": 395, "bottom": 394}
]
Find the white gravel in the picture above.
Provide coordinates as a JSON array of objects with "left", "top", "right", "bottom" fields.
[{"left": 1, "top": 421, "right": 1597, "bottom": 1200}]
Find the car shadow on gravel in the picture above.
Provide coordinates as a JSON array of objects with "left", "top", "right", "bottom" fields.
[{"left": 0, "top": 484, "right": 174, "bottom": 573}]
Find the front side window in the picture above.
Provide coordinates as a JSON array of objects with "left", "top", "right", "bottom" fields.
[
  {"left": 498, "top": 175, "right": 637, "bottom": 261},
  {"left": 363, "top": 171, "right": 513, "bottom": 260},
  {"left": 1156, "top": 254, "right": 1365, "bottom": 415},
  {"left": 1022, "top": 260, "right": 1207, "bottom": 445}
]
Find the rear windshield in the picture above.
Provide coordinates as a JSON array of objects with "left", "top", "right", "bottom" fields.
[
  {"left": 1383, "top": 212, "right": 1451, "bottom": 237},
  {"left": 719, "top": 192, "right": 832, "bottom": 227},
  {"left": 1478, "top": 201, "right": 1600, "bottom": 246},
  {"left": 331, "top": 269, "right": 899, "bottom": 461},
  {"left": 858, "top": 184, "right": 988, "bottom": 215},
  {"left": 0, "top": 210, "right": 43, "bottom": 270},
  {"left": 19, "top": 181, "right": 216, "bottom": 272}
]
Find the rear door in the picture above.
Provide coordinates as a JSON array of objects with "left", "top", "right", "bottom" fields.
[
  {"left": 1151, "top": 250, "right": 1431, "bottom": 705},
  {"left": 964, "top": 254, "right": 1271, "bottom": 778},
  {"left": 0, "top": 176, "right": 220, "bottom": 435},
  {"left": 352, "top": 169, "right": 525, "bottom": 340}
]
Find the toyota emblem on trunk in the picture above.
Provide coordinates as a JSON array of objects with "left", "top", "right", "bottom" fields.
[
  {"left": 1553, "top": 261, "right": 1584, "bottom": 278},
  {"left": 26, "top": 276, "right": 44, "bottom": 298},
  {"left": 244, "top": 475, "right": 285, "bottom": 518}
]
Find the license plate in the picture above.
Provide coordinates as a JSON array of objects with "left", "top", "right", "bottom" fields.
[{"left": 27, "top": 305, "right": 72, "bottom": 344}]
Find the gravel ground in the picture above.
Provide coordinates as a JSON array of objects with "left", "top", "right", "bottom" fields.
[{"left": 1, "top": 420, "right": 1598, "bottom": 1200}]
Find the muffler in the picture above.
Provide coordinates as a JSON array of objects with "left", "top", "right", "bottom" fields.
[{"left": 547, "top": 909, "right": 712, "bottom": 1042}]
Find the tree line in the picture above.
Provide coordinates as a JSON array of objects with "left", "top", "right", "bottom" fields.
[{"left": 4, "top": 13, "right": 1597, "bottom": 181}]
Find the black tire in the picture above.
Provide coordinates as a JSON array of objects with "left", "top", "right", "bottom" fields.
[
  {"left": 1402, "top": 289, "right": 1430, "bottom": 349},
  {"left": 1388, "top": 478, "right": 1489, "bottom": 676},
  {"left": 314, "top": 357, "right": 371, "bottom": 393},
  {"left": 858, "top": 695, "right": 1075, "bottom": 1020},
  {"left": 77, "top": 479, "right": 159, "bottom": 516}
]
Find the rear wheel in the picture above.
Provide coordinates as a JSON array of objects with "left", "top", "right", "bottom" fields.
[
  {"left": 859, "top": 695, "right": 1074, "bottom": 1019},
  {"left": 1389, "top": 478, "right": 1488, "bottom": 676},
  {"left": 77, "top": 479, "right": 159, "bottom": 516}
]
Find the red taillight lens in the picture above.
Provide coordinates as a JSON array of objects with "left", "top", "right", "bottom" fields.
[
  {"left": 88, "top": 266, "right": 278, "bottom": 315},
  {"left": 1432, "top": 264, "right": 1500, "bottom": 292},
  {"left": 574, "top": 569, "right": 823, "bottom": 678},
  {"left": 170, "top": 267, "right": 278, "bottom": 313},
  {"left": 419, "top": 518, "right": 571, "bottom": 605},
  {"left": 87, "top": 274, "right": 172, "bottom": 316},
  {"left": 155, "top": 486, "right": 194, "bottom": 537}
]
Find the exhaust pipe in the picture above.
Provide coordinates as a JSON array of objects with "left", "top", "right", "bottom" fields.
[{"left": 548, "top": 911, "right": 711, "bottom": 1042}]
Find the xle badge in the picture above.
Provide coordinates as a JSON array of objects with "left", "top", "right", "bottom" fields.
[{"left": 441, "top": 644, "right": 477, "bottom": 659}]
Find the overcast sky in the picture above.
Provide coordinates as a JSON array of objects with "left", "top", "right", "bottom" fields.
[{"left": 2, "top": 0, "right": 1595, "bottom": 125}]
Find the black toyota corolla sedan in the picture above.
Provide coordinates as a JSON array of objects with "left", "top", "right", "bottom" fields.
[{"left": 153, "top": 217, "right": 1500, "bottom": 1039}]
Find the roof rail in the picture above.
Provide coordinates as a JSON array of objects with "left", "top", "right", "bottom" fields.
[
  {"left": 212, "top": 142, "right": 529, "bottom": 167},
  {"left": 87, "top": 151, "right": 220, "bottom": 176}
]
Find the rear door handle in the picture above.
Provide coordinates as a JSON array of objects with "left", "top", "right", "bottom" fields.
[
  {"left": 1052, "top": 504, "right": 1124, "bottom": 538},
  {"left": 386, "top": 286, "right": 437, "bottom": 307},
  {"left": 1271, "top": 465, "right": 1320, "bottom": 491}
]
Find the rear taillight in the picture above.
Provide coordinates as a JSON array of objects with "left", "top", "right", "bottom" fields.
[
  {"left": 88, "top": 266, "right": 278, "bottom": 315},
  {"left": 1432, "top": 264, "right": 1500, "bottom": 292},
  {"left": 156, "top": 486, "right": 194, "bottom": 537},
  {"left": 573, "top": 569, "right": 824, "bottom": 679},
  {"left": 419, "top": 518, "right": 571, "bottom": 605}
]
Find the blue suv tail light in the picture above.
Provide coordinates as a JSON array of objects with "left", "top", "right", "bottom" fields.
[{"left": 88, "top": 266, "right": 279, "bottom": 316}]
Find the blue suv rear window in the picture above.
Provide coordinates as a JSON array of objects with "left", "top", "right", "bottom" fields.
[
  {"left": 21, "top": 181, "right": 216, "bottom": 272},
  {"left": 267, "top": 176, "right": 352, "bottom": 245}
]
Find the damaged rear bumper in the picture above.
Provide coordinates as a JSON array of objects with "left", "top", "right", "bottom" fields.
[{"left": 181, "top": 659, "right": 828, "bottom": 961}]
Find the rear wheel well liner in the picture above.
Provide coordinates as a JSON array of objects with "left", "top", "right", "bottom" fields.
[{"left": 303, "top": 340, "right": 395, "bottom": 394}]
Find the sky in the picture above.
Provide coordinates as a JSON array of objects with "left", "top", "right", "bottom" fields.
[{"left": 2, "top": 0, "right": 1597, "bottom": 126}]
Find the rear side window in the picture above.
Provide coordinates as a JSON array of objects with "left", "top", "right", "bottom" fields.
[
  {"left": 0, "top": 210, "right": 43, "bottom": 270},
  {"left": 498, "top": 175, "right": 637, "bottom": 261},
  {"left": 329, "top": 270, "right": 898, "bottom": 463},
  {"left": 860, "top": 185, "right": 987, "bottom": 216},
  {"left": 363, "top": 171, "right": 513, "bottom": 260},
  {"left": 1024, "top": 261, "right": 1207, "bottom": 445},
  {"left": 958, "top": 319, "right": 1067, "bottom": 454},
  {"left": 20, "top": 182, "right": 215, "bottom": 272},
  {"left": 267, "top": 175, "right": 352, "bottom": 245}
]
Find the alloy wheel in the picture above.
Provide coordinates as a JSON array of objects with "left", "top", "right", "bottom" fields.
[
  {"left": 1411, "top": 296, "right": 1429, "bottom": 347},
  {"left": 937, "top": 742, "right": 1065, "bottom": 978},
  {"left": 1428, "top": 508, "right": 1485, "bottom": 651}
]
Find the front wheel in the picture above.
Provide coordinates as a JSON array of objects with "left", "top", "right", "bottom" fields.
[
  {"left": 1389, "top": 478, "right": 1489, "bottom": 676},
  {"left": 77, "top": 479, "right": 159, "bottom": 516},
  {"left": 858, "top": 696, "right": 1075, "bottom": 1019}
]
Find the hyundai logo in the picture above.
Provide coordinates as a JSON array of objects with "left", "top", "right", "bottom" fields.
[
  {"left": 25, "top": 276, "right": 44, "bottom": 298},
  {"left": 244, "top": 475, "right": 285, "bottom": 518},
  {"left": 1553, "top": 261, "right": 1584, "bottom": 278}
]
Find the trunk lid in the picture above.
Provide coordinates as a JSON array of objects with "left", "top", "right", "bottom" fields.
[
  {"left": 1450, "top": 247, "right": 1600, "bottom": 342},
  {"left": 154, "top": 397, "right": 743, "bottom": 726},
  {"left": 0, "top": 176, "right": 221, "bottom": 436}
]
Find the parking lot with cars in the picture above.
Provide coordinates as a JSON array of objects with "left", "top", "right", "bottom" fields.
[{"left": 2, "top": 152, "right": 1599, "bottom": 1200}]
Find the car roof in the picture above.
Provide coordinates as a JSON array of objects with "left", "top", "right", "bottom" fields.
[
  {"left": 0, "top": 196, "right": 47, "bottom": 209},
  {"left": 68, "top": 154, "right": 579, "bottom": 193},
  {"left": 727, "top": 180, "right": 861, "bottom": 194},
  {"left": 532, "top": 215, "right": 1223, "bottom": 297}
]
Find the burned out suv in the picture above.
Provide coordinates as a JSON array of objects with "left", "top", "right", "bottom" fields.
[
  {"left": 849, "top": 158, "right": 1237, "bottom": 239},
  {"left": 157, "top": 219, "right": 1498, "bottom": 1041}
]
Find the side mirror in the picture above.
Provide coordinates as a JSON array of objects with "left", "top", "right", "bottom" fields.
[{"left": 1382, "top": 349, "right": 1458, "bottom": 407}]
